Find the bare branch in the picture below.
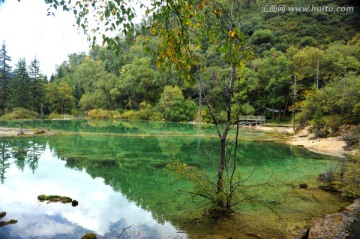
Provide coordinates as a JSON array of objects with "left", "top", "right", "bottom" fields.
[
  {"left": 116, "top": 225, "right": 133, "bottom": 239},
  {"left": 198, "top": 68, "right": 222, "bottom": 138}
]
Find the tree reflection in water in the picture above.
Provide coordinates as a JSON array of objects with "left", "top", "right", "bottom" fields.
[
  {"left": 0, "top": 142, "right": 11, "bottom": 183},
  {"left": 0, "top": 139, "right": 45, "bottom": 183}
]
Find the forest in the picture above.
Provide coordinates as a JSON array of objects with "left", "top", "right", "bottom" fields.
[
  {"left": 0, "top": 1, "right": 360, "bottom": 237},
  {"left": 0, "top": 0, "right": 359, "bottom": 133}
]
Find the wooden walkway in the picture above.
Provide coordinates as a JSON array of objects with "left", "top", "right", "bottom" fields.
[{"left": 239, "top": 115, "right": 266, "bottom": 126}]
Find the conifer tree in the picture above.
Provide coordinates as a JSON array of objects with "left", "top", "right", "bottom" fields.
[
  {"left": 11, "top": 58, "right": 30, "bottom": 109},
  {"left": 28, "top": 57, "right": 45, "bottom": 114},
  {"left": 0, "top": 41, "right": 12, "bottom": 114}
]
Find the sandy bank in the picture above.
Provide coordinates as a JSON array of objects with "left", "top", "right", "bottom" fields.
[
  {"left": 250, "top": 124, "right": 295, "bottom": 134},
  {"left": 252, "top": 125, "right": 349, "bottom": 158},
  {"left": 0, "top": 127, "right": 51, "bottom": 136},
  {"left": 286, "top": 127, "right": 348, "bottom": 158},
  {"left": 287, "top": 134, "right": 347, "bottom": 158},
  {"left": 0, "top": 127, "right": 29, "bottom": 136}
]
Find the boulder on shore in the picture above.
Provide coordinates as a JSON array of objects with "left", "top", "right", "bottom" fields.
[{"left": 307, "top": 199, "right": 360, "bottom": 239}]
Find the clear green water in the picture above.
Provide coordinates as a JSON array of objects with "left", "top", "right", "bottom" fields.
[{"left": 0, "top": 120, "right": 347, "bottom": 238}]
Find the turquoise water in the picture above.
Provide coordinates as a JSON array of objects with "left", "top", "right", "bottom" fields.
[{"left": 0, "top": 120, "right": 347, "bottom": 238}]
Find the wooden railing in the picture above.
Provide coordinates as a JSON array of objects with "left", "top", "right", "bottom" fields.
[{"left": 239, "top": 115, "right": 266, "bottom": 125}]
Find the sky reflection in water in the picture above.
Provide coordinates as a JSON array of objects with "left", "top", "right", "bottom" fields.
[
  {"left": 0, "top": 120, "right": 345, "bottom": 238},
  {"left": 0, "top": 145, "right": 186, "bottom": 239}
]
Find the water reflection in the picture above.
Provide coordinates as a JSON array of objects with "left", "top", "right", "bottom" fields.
[
  {"left": 0, "top": 140, "right": 44, "bottom": 184},
  {"left": 0, "top": 144, "right": 188, "bottom": 239},
  {"left": 0, "top": 142, "right": 11, "bottom": 184},
  {"left": 0, "top": 129, "right": 345, "bottom": 238}
]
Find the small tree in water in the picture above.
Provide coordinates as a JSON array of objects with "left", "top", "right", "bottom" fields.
[
  {"left": 43, "top": 0, "right": 251, "bottom": 216},
  {"left": 145, "top": 0, "right": 251, "bottom": 214}
]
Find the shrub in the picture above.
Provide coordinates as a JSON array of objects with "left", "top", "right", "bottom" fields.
[
  {"left": 71, "top": 109, "right": 85, "bottom": 117},
  {"left": 0, "top": 108, "right": 39, "bottom": 120},
  {"left": 313, "top": 12, "right": 329, "bottom": 22},
  {"left": 87, "top": 109, "right": 121, "bottom": 119},
  {"left": 164, "top": 98, "right": 197, "bottom": 122},
  {"left": 320, "top": 152, "right": 360, "bottom": 198},
  {"left": 149, "top": 111, "right": 164, "bottom": 121},
  {"left": 342, "top": 127, "right": 360, "bottom": 151},
  {"left": 47, "top": 112, "right": 76, "bottom": 120},
  {"left": 138, "top": 101, "right": 153, "bottom": 120},
  {"left": 299, "top": 36, "right": 318, "bottom": 47},
  {"left": 47, "top": 112, "right": 63, "bottom": 119},
  {"left": 335, "top": 153, "right": 360, "bottom": 198},
  {"left": 121, "top": 110, "right": 141, "bottom": 120},
  {"left": 249, "top": 29, "right": 276, "bottom": 45},
  {"left": 323, "top": 115, "right": 343, "bottom": 136}
]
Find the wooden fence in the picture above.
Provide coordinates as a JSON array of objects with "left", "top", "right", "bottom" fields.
[{"left": 238, "top": 115, "right": 266, "bottom": 125}]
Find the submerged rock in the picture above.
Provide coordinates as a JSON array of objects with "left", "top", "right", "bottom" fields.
[
  {"left": 308, "top": 199, "right": 360, "bottom": 239},
  {"left": 299, "top": 183, "right": 308, "bottom": 189},
  {"left": 246, "top": 232, "right": 262, "bottom": 238},
  {"left": 319, "top": 184, "right": 339, "bottom": 192},
  {"left": 72, "top": 200, "right": 79, "bottom": 207}
]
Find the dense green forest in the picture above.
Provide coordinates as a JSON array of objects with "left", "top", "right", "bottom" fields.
[{"left": 0, "top": 0, "right": 359, "bottom": 132}]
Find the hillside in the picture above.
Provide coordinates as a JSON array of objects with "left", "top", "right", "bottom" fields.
[{"left": 1, "top": 0, "right": 359, "bottom": 133}]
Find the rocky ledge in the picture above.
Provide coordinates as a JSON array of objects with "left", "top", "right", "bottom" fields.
[{"left": 307, "top": 199, "right": 360, "bottom": 239}]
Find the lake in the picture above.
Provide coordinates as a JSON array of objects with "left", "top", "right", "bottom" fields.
[{"left": 0, "top": 120, "right": 348, "bottom": 238}]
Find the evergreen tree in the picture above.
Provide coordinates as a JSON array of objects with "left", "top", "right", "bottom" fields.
[
  {"left": 0, "top": 41, "right": 12, "bottom": 114},
  {"left": 28, "top": 57, "right": 45, "bottom": 114},
  {"left": 10, "top": 58, "right": 30, "bottom": 109}
]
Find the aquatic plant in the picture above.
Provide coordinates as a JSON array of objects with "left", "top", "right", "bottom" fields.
[
  {"left": 166, "top": 159, "right": 250, "bottom": 217},
  {"left": 37, "top": 194, "right": 73, "bottom": 204}
]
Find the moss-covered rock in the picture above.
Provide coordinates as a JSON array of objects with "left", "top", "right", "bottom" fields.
[
  {"left": 37, "top": 195, "right": 47, "bottom": 201},
  {"left": 81, "top": 233, "right": 97, "bottom": 239},
  {"left": 37, "top": 195, "right": 74, "bottom": 204},
  {"left": 0, "top": 219, "right": 17, "bottom": 227}
]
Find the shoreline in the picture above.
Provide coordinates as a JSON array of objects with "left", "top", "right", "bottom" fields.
[
  {"left": 287, "top": 133, "right": 347, "bottom": 158},
  {"left": 0, "top": 127, "right": 52, "bottom": 136},
  {"left": 0, "top": 127, "right": 30, "bottom": 136},
  {"left": 0, "top": 124, "right": 354, "bottom": 158},
  {"left": 252, "top": 125, "right": 351, "bottom": 158}
]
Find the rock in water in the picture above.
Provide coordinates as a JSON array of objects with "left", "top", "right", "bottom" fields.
[
  {"left": 72, "top": 200, "right": 79, "bottom": 207},
  {"left": 81, "top": 233, "right": 97, "bottom": 239},
  {"left": 308, "top": 199, "right": 360, "bottom": 239},
  {"left": 299, "top": 183, "right": 308, "bottom": 189}
]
